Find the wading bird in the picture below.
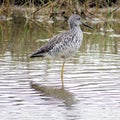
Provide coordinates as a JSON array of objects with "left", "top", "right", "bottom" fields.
[{"left": 30, "top": 14, "right": 92, "bottom": 89}]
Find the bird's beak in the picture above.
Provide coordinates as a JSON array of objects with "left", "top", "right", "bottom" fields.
[{"left": 82, "top": 23, "right": 93, "bottom": 29}]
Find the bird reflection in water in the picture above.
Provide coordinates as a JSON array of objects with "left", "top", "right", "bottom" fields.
[{"left": 30, "top": 81, "right": 75, "bottom": 107}]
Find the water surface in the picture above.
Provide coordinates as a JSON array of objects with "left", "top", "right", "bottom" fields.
[{"left": 0, "top": 17, "right": 120, "bottom": 120}]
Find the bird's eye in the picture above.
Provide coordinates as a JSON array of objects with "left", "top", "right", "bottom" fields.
[{"left": 77, "top": 17, "right": 80, "bottom": 20}]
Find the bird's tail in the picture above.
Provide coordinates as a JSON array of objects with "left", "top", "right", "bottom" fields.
[{"left": 30, "top": 50, "right": 45, "bottom": 58}]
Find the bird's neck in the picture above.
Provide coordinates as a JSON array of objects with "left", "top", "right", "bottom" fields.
[
  {"left": 70, "top": 25, "right": 83, "bottom": 40},
  {"left": 70, "top": 25, "right": 82, "bottom": 32}
]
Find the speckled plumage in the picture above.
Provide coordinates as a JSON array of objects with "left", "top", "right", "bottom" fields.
[
  {"left": 30, "top": 14, "right": 85, "bottom": 88},
  {"left": 30, "top": 14, "right": 83, "bottom": 59}
]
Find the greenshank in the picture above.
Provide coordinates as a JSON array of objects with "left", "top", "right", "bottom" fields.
[{"left": 30, "top": 14, "right": 92, "bottom": 88}]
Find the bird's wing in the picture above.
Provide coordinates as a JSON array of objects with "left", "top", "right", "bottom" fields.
[
  {"left": 47, "top": 30, "right": 75, "bottom": 50},
  {"left": 39, "top": 30, "right": 74, "bottom": 52},
  {"left": 30, "top": 30, "right": 75, "bottom": 58}
]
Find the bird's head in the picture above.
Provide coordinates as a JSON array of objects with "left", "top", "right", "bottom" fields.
[
  {"left": 68, "top": 14, "right": 93, "bottom": 29},
  {"left": 68, "top": 14, "right": 82, "bottom": 28}
]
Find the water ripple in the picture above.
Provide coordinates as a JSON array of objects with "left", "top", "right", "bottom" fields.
[{"left": 0, "top": 51, "right": 120, "bottom": 120}]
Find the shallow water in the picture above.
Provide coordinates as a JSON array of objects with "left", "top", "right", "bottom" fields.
[{"left": 0, "top": 17, "right": 120, "bottom": 120}]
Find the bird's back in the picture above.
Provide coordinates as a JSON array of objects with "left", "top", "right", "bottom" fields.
[
  {"left": 37, "top": 27, "right": 83, "bottom": 59},
  {"left": 30, "top": 14, "right": 83, "bottom": 59}
]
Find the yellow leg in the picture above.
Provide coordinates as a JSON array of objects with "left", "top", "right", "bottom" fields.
[{"left": 61, "top": 61, "right": 65, "bottom": 89}]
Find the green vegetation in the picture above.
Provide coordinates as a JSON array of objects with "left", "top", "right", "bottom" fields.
[
  {"left": 0, "top": 0, "right": 120, "bottom": 18},
  {"left": 0, "top": 0, "right": 120, "bottom": 58}
]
